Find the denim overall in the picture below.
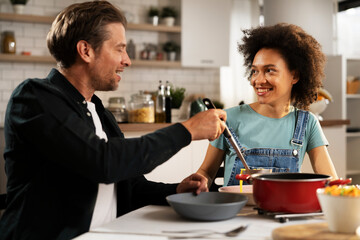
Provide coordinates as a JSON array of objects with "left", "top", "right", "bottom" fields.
[{"left": 226, "top": 110, "right": 309, "bottom": 186}]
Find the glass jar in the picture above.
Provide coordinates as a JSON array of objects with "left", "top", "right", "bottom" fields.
[
  {"left": 108, "top": 97, "right": 128, "bottom": 123},
  {"left": 128, "top": 91, "right": 155, "bottom": 123},
  {"left": 2, "top": 31, "right": 16, "bottom": 54}
]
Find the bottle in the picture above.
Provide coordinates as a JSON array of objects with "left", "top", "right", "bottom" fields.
[
  {"left": 155, "top": 80, "right": 166, "bottom": 123},
  {"left": 2, "top": 31, "right": 16, "bottom": 54},
  {"left": 165, "top": 81, "right": 172, "bottom": 123},
  {"left": 127, "top": 39, "right": 136, "bottom": 60}
]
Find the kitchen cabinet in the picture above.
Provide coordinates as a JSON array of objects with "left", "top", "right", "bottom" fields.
[
  {"left": 181, "top": 0, "right": 231, "bottom": 68},
  {"left": 121, "top": 126, "right": 208, "bottom": 183},
  {"left": 0, "top": 12, "right": 181, "bottom": 68},
  {"left": 345, "top": 58, "right": 360, "bottom": 184},
  {"left": 322, "top": 55, "right": 360, "bottom": 183}
]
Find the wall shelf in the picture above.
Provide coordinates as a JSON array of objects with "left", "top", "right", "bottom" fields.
[
  {"left": 346, "top": 94, "right": 360, "bottom": 99},
  {"left": 347, "top": 132, "right": 360, "bottom": 138},
  {"left": 0, "top": 13, "right": 181, "bottom": 33},
  {"left": 0, "top": 54, "right": 55, "bottom": 63},
  {"left": 127, "top": 23, "right": 181, "bottom": 33},
  {"left": 131, "top": 59, "right": 181, "bottom": 68},
  {"left": 0, "top": 13, "right": 181, "bottom": 68},
  {"left": 0, "top": 12, "right": 54, "bottom": 24},
  {"left": 0, "top": 54, "right": 181, "bottom": 68},
  {"left": 347, "top": 170, "right": 360, "bottom": 175}
]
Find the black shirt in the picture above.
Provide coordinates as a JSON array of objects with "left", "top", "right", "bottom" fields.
[{"left": 0, "top": 68, "right": 191, "bottom": 240}]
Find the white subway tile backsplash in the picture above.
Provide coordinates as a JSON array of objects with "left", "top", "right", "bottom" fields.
[
  {"left": 23, "top": 6, "right": 45, "bottom": 16},
  {"left": 0, "top": 62, "right": 12, "bottom": 69},
  {"left": 2, "top": 69, "right": 23, "bottom": 80},
  {"left": 34, "top": 0, "right": 55, "bottom": 7},
  {"left": 0, "top": 80, "right": 13, "bottom": 91},
  {"left": 16, "top": 37, "right": 34, "bottom": 48},
  {"left": 1, "top": 90, "right": 12, "bottom": 101}
]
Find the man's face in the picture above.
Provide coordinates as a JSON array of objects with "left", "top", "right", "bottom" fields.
[{"left": 89, "top": 23, "right": 131, "bottom": 91}]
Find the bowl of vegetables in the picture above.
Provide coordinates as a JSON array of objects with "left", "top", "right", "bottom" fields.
[{"left": 317, "top": 185, "right": 360, "bottom": 233}]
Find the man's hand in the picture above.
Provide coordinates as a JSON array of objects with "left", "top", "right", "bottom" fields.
[
  {"left": 176, "top": 173, "right": 208, "bottom": 195},
  {"left": 181, "top": 109, "right": 226, "bottom": 141}
]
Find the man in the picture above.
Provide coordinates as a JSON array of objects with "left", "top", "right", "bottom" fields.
[{"left": 0, "top": 1, "right": 226, "bottom": 240}]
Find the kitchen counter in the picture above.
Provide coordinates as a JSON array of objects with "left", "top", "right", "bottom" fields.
[
  {"left": 74, "top": 205, "right": 357, "bottom": 240},
  {"left": 320, "top": 119, "right": 350, "bottom": 127},
  {"left": 118, "top": 119, "right": 350, "bottom": 132}
]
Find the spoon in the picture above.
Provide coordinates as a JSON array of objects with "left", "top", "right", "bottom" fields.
[
  {"left": 202, "top": 98, "right": 251, "bottom": 172},
  {"left": 163, "top": 224, "right": 248, "bottom": 238},
  {"left": 202, "top": 98, "right": 272, "bottom": 176}
]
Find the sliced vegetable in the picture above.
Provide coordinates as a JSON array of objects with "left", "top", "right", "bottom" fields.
[{"left": 324, "top": 185, "right": 360, "bottom": 197}]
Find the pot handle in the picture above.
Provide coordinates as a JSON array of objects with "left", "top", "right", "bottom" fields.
[
  {"left": 235, "top": 174, "right": 251, "bottom": 181},
  {"left": 328, "top": 178, "right": 352, "bottom": 186}
]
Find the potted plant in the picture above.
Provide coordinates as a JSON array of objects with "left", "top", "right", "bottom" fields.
[
  {"left": 162, "top": 41, "right": 180, "bottom": 61},
  {"left": 170, "top": 86, "right": 186, "bottom": 109},
  {"left": 170, "top": 85, "right": 185, "bottom": 122},
  {"left": 148, "top": 6, "right": 159, "bottom": 26},
  {"left": 160, "top": 7, "right": 177, "bottom": 26},
  {"left": 10, "top": 0, "right": 28, "bottom": 14}
]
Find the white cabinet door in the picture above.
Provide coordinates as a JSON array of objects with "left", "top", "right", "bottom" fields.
[
  {"left": 145, "top": 140, "right": 209, "bottom": 183},
  {"left": 181, "top": 0, "right": 231, "bottom": 68}
]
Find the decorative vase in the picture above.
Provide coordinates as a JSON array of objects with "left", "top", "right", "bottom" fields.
[
  {"left": 162, "top": 17, "right": 175, "bottom": 26},
  {"left": 167, "top": 51, "right": 176, "bottom": 61},
  {"left": 171, "top": 109, "right": 181, "bottom": 123},
  {"left": 149, "top": 16, "right": 159, "bottom": 26},
  {"left": 12, "top": 4, "right": 25, "bottom": 14}
]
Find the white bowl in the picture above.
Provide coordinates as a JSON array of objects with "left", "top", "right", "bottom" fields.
[
  {"left": 309, "top": 99, "right": 329, "bottom": 120},
  {"left": 317, "top": 188, "right": 360, "bottom": 233},
  {"left": 218, "top": 185, "right": 255, "bottom": 205}
]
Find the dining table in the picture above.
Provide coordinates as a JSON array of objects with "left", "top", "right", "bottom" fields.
[{"left": 72, "top": 203, "right": 359, "bottom": 240}]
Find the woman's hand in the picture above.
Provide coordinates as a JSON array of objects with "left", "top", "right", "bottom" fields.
[{"left": 176, "top": 173, "right": 209, "bottom": 195}]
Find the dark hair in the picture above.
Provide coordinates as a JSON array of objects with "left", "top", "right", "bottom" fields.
[
  {"left": 238, "top": 23, "right": 326, "bottom": 110},
  {"left": 47, "top": 0, "right": 127, "bottom": 69}
]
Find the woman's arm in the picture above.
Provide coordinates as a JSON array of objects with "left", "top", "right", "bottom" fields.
[
  {"left": 308, "top": 145, "right": 338, "bottom": 179},
  {"left": 196, "top": 144, "right": 225, "bottom": 188}
]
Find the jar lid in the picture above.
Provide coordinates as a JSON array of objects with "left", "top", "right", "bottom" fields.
[
  {"left": 109, "top": 97, "right": 125, "bottom": 104},
  {"left": 131, "top": 91, "right": 152, "bottom": 101},
  {"left": 3, "top": 31, "right": 14, "bottom": 36}
]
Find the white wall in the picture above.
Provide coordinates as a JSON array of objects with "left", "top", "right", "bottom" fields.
[
  {"left": 263, "top": 0, "right": 337, "bottom": 55},
  {"left": 220, "top": 0, "right": 257, "bottom": 109},
  {"left": 337, "top": 7, "right": 360, "bottom": 56}
]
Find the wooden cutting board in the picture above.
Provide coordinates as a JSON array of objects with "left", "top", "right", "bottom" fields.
[{"left": 272, "top": 223, "right": 358, "bottom": 240}]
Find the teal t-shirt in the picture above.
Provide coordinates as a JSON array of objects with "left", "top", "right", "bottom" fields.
[{"left": 211, "top": 104, "right": 328, "bottom": 185}]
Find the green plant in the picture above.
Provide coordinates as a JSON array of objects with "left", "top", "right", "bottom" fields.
[
  {"left": 170, "top": 86, "right": 186, "bottom": 109},
  {"left": 148, "top": 6, "right": 159, "bottom": 17},
  {"left": 10, "top": 0, "right": 28, "bottom": 4},
  {"left": 161, "top": 7, "right": 177, "bottom": 18},
  {"left": 162, "top": 41, "right": 180, "bottom": 53}
]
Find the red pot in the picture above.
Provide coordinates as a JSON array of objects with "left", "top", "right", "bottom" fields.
[{"left": 236, "top": 173, "right": 351, "bottom": 213}]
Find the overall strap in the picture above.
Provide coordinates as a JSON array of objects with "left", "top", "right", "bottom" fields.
[{"left": 291, "top": 109, "right": 309, "bottom": 147}]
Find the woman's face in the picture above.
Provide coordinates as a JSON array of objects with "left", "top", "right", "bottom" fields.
[{"left": 250, "top": 48, "right": 298, "bottom": 107}]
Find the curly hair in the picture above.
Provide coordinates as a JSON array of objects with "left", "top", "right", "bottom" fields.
[{"left": 238, "top": 23, "right": 326, "bottom": 110}]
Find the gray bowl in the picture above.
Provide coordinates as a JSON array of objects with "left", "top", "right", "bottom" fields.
[{"left": 166, "top": 192, "right": 248, "bottom": 221}]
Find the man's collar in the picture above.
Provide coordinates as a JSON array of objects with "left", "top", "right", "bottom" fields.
[{"left": 47, "top": 68, "right": 105, "bottom": 112}]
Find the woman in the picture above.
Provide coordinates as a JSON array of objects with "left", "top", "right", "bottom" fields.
[{"left": 197, "top": 23, "right": 338, "bottom": 188}]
